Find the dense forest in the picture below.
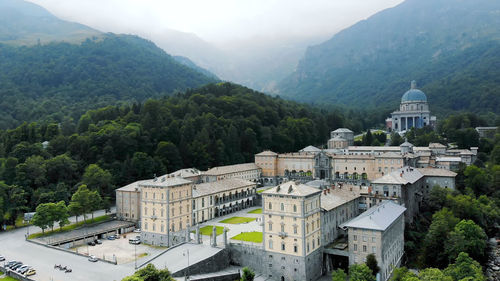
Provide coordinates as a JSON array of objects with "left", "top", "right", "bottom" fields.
[
  {"left": 0, "top": 82, "right": 360, "bottom": 224},
  {"left": 0, "top": 33, "right": 218, "bottom": 129},
  {"left": 278, "top": 0, "right": 500, "bottom": 115}
]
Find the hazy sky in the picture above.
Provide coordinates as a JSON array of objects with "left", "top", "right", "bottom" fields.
[{"left": 28, "top": 0, "right": 403, "bottom": 44}]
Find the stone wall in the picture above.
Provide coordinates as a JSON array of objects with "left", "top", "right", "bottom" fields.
[
  {"left": 172, "top": 248, "right": 230, "bottom": 277},
  {"left": 229, "top": 243, "right": 264, "bottom": 275},
  {"left": 190, "top": 272, "right": 241, "bottom": 281}
]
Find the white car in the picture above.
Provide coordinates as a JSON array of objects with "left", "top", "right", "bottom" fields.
[
  {"left": 0, "top": 255, "right": 5, "bottom": 261},
  {"left": 133, "top": 229, "right": 141, "bottom": 233},
  {"left": 88, "top": 255, "right": 98, "bottom": 262}
]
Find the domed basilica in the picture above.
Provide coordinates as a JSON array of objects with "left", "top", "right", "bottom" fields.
[{"left": 386, "top": 80, "right": 436, "bottom": 132}]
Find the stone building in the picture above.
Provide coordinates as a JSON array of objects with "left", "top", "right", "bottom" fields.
[
  {"left": 140, "top": 176, "right": 194, "bottom": 246},
  {"left": 116, "top": 180, "right": 146, "bottom": 224},
  {"left": 418, "top": 168, "right": 457, "bottom": 191},
  {"left": 202, "top": 163, "right": 261, "bottom": 183},
  {"left": 191, "top": 178, "right": 256, "bottom": 224},
  {"left": 341, "top": 200, "right": 406, "bottom": 281},
  {"left": 262, "top": 181, "right": 323, "bottom": 281},
  {"left": 387, "top": 81, "right": 436, "bottom": 132},
  {"left": 330, "top": 128, "right": 354, "bottom": 146},
  {"left": 369, "top": 167, "right": 425, "bottom": 223},
  {"left": 165, "top": 168, "right": 202, "bottom": 183}
]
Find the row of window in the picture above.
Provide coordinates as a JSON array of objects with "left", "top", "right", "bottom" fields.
[
  {"left": 353, "top": 244, "right": 377, "bottom": 253},
  {"left": 144, "top": 190, "right": 190, "bottom": 200}
]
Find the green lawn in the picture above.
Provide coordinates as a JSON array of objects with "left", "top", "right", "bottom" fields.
[
  {"left": 247, "top": 208, "right": 262, "bottom": 214},
  {"left": 257, "top": 188, "right": 271, "bottom": 194},
  {"left": 0, "top": 275, "right": 18, "bottom": 281},
  {"left": 193, "top": 225, "right": 224, "bottom": 236},
  {"left": 219, "top": 217, "right": 256, "bottom": 224},
  {"left": 231, "top": 231, "right": 263, "bottom": 243},
  {"left": 28, "top": 214, "right": 111, "bottom": 239}
]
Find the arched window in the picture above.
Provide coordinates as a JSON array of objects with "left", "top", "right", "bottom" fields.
[
  {"left": 293, "top": 205, "right": 297, "bottom": 212},
  {"left": 280, "top": 203, "right": 284, "bottom": 211},
  {"left": 269, "top": 202, "right": 272, "bottom": 210},
  {"left": 269, "top": 240, "right": 273, "bottom": 249}
]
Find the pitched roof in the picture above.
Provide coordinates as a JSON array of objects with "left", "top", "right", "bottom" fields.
[
  {"left": 417, "top": 168, "right": 457, "bottom": 177},
  {"left": 192, "top": 178, "right": 255, "bottom": 197},
  {"left": 300, "top": 145, "right": 321, "bottom": 152},
  {"left": 371, "top": 166, "right": 423, "bottom": 185},
  {"left": 436, "top": 157, "right": 462, "bottom": 162},
  {"left": 139, "top": 176, "right": 192, "bottom": 188},
  {"left": 378, "top": 152, "right": 403, "bottom": 158},
  {"left": 116, "top": 180, "right": 148, "bottom": 192},
  {"left": 340, "top": 200, "right": 406, "bottom": 231},
  {"left": 400, "top": 141, "right": 414, "bottom": 147},
  {"left": 319, "top": 186, "right": 363, "bottom": 211},
  {"left": 256, "top": 150, "right": 278, "bottom": 156},
  {"left": 333, "top": 128, "right": 353, "bottom": 133},
  {"left": 262, "top": 181, "right": 321, "bottom": 197},
  {"left": 429, "top": 143, "right": 446, "bottom": 149},
  {"left": 203, "top": 163, "right": 260, "bottom": 176},
  {"left": 163, "top": 168, "right": 201, "bottom": 179}
]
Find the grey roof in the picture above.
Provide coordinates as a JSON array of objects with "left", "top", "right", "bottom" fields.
[
  {"left": 139, "top": 176, "right": 192, "bottom": 188},
  {"left": 371, "top": 166, "right": 423, "bottom": 185},
  {"left": 378, "top": 152, "right": 403, "bottom": 158},
  {"left": 402, "top": 89, "right": 427, "bottom": 102},
  {"left": 305, "top": 180, "right": 330, "bottom": 189},
  {"left": 116, "top": 180, "right": 148, "bottom": 192},
  {"left": 300, "top": 145, "right": 321, "bottom": 152},
  {"left": 429, "top": 143, "right": 446, "bottom": 149},
  {"left": 262, "top": 181, "right": 321, "bottom": 197},
  {"left": 192, "top": 178, "right": 255, "bottom": 197},
  {"left": 333, "top": 128, "right": 353, "bottom": 133},
  {"left": 204, "top": 163, "right": 260, "bottom": 176},
  {"left": 400, "top": 141, "right": 414, "bottom": 147},
  {"left": 417, "top": 168, "right": 457, "bottom": 177},
  {"left": 319, "top": 186, "right": 363, "bottom": 211},
  {"left": 163, "top": 168, "right": 201, "bottom": 179},
  {"left": 340, "top": 200, "right": 406, "bottom": 231},
  {"left": 436, "top": 157, "right": 462, "bottom": 162}
]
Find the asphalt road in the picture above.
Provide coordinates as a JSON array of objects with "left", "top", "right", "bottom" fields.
[{"left": 0, "top": 208, "right": 226, "bottom": 281}]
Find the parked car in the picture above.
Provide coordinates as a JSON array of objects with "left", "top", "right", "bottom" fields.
[
  {"left": 133, "top": 229, "right": 141, "bottom": 233},
  {"left": 88, "top": 255, "right": 98, "bottom": 262},
  {"left": 11, "top": 262, "right": 24, "bottom": 270},
  {"left": 6, "top": 261, "right": 19, "bottom": 268},
  {"left": 107, "top": 235, "right": 116, "bottom": 240},
  {"left": 87, "top": 241, "right": 96, "bottom": 246},
  {"left": 25, "top": 269, "right": 36, "bottom": 276},
  {"left": 129, "top": 239, "right": 140, "bottom": 245},
  {"left": 95, "top": 239, "right": 102, "bottom": 244},
  {"left": 0, "top": 255, "right": 5, "bottom": 261},
  {"left": 18, "top": 265, "right": 31, "bottom": 274}
]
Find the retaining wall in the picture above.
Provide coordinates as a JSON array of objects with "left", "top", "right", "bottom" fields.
[{"left": 172, "top": 248, "right": 230, "bottom": 277}]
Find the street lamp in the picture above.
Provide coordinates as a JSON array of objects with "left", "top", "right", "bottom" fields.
[
  {"left": 183, "top": 249, "right": 190, "bottom": 280},
  {"left": 134, "top": 241, "right": 137, "bottom": 269}
]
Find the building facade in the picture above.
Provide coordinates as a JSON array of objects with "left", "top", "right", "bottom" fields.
[
  {"left": 387, "top": 81, "right": 436, "bottom": 132},
  {"left": 341, "top": 201, "right": 406, "bottom": 281},
  {"left": 192, "top": 178, "right": 257, "bottom": 224},
  {"left": 202, "top": 163, "right": 261, "bottom": 183},
  {"left": 140, "top": 176, "right": 193, "bottom": 246},
  {"left": 262, "top": 182, "right": 323, "bottom": 281},
  {"left": 116, "top": 180, "right": 145, "bottom": 224}
]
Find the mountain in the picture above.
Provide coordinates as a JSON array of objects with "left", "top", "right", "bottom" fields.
[
  {"left": 0, "top": 34, "right": 218, "bottom": 129},
  {"left": 0, "top": 0, "right": 101, "bottom": 44},
  {"left": 277, "top": 0, "right": 500, "bottom": 114},
  {"left": 173, "top": 55, "right": 219, "bottom": 80}
]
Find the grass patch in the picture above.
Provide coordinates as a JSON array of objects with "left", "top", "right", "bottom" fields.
[
  {"left": 231, "top": 232, "right": 263, "bottom": 243},
  {"left": 257, "top": 188, "right": 271, "bottom": 194},
  {"left": 147, "top": 244, "right": 168, "bottom": 249},
  {"left": 248, "top": 208, "right": 262, "bottom": 214},
  {"left": 192, "top": 225, "right": 224, "bottom": 236},
  {"left": 28, "top": 214, "right": 111, "bottom": 239},
  {"left": 138, "top": 253, "right": 148, "bottom": 258},
  {"left": 219, "top": 217, "right": 256, "bottom": 224},
  {"left": 0, "top": 275, "right": 18, "bottom": 281}
]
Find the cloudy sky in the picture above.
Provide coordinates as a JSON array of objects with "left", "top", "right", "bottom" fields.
[{"left": 28, "top": 0, "right": 403, "bottom": 44}]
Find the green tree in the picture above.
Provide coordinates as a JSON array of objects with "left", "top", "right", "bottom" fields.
[
  {"left": 82, "top": 164, "right": 114, "bottom": 196},
  {"left": 444, "top": 220, "right": 487, "bottom": 264},
  {"left": 121, "top": 264, "right": 175, "bottom": 281},
  {"left": 54, "top": 201, "right": 70, "bottom": 230},
  {"left": 241, "top": 267, "right": 255, "bottom": 281},
  {"left": 332, "top": 269, "right": 347, "bottom": 281},
  {"left": 421, "top": 208, "right": 459, "bottom": 268},
  {"left": 366, "top": 254, "right": 380, "bottom": 275},
  {"left": 390, "top": 267, "right": 417, "bottom": 281},
  {"left": 443, "top": 252, "right": 485, "bottom": 281},
  {"left": 418, "top": 268, "right": 452, "bottom": 281},
  {"left": 70, "top": 185, "right": 92, "bottom": 223},
  {"left": 349, "top": 264, "right": 375, "bottom": 281},
  {"left": 31, "top": 203, "right": 56, "bottom": 233},
  {"left": 88, "top": 190, "right": 103, "bottom": 221}
]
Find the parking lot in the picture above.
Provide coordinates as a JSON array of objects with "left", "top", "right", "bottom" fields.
[{"left": 71, "top": 232, "right": 165, "bottom": 264}]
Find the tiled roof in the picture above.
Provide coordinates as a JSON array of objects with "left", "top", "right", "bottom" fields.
[
  {"left": 300, "top": 145, "right": 321, "bottom": 152},
  {"left": 319, "top": 186, "right": 363, "bottom": 211},
  {"left": 192, "top": 178, "right": 255, "bottom": 197},
  {"left": 163, "top": 168, "right": 201, "bottom": 179},
  {"left": 429, "top": 143, "right": 446, "bottom": 148},
  {"left": 340, "top": 200, "right": 406, "bottom": 231},
  {"left": 262, "top": 181, "right": 321, "bottom": 197},
  {"left": 333, "top": 128, "right": 353, "bottom": 133},
  {"left": 371, "top": 166, "right": 423, "bottom": 185},
  {"left": 203, "top": 163, "right": 260, "bottom": 176}
]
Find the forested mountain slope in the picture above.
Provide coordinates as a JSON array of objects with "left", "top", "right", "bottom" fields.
[
  {"left": 0, "top": 34, "right": 218, "bottom": 129},
  {"left": 278, "top": 0, "right": 500, "bottom": 114}
]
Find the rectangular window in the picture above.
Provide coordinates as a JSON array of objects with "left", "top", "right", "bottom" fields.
[
  {"left": 353, "top": 235, "right": 357, "bottom": 241},
  {"left": 372, "top": 246, "right": 376, "bottom": 253},
  {"left": 269, "top": 223, "right": 272, "bottom": 231},
  {"left": 372, "top": 237, "right": 376, "bottom": 243},
  {"left": 354, "top": 244, "right": 357, "bottom": 251},
  {"left": 294, "top": 245, "right": 298, "bottom": 253},
  {"left": 363, "top": 236, "right": 367, "bottom": 242},
  {"left": 363, "top": 245, "right": 367, "bottom": 252}
]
